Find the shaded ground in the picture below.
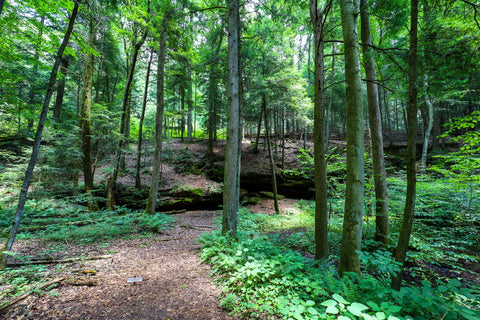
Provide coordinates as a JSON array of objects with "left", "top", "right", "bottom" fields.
[{"left": 1, "top": 211, "right": 244, "bottom": 320}]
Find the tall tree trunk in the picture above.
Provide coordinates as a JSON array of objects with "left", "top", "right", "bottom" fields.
[
  {"left": 360, "top": 0, "right": 389, "bottom": 245},
  {"left": 310, "top": 0, "right": 330, "bottom": 260},
  {"left": 53, "top": 56, "right": 70, "bottom": 124},
  {"left": 27, "top": 15, "right": 45, "bottom": 135},
  {"left": 392, "top": 0, "right": 418, "bottom": 290},
  {"left": 186, "top": 65, "right": 193, "bottom": 142},
  {"left": 80, "top": 16, "right": 96, "bottom": 211},
  {"left": 254, "top": 106, "right": 263, "bottom": 153},
  {"left": 326, "top": 42, "right": 335, "bottom": 149},
  {"left": 1, "top": 1, "right": 79, "bottom": 270},
  {"left": 339, "top": 0, "right": 365, "bottom": 276},
  {"left": 262, "top": 95, "right": 280, "bottom": 214},
  {"left": 207, "top": 62, "right": 218, "bottom": 168},
  {"left": 180, "top": 82, "right": 186, "bottom": 142},
  {"left": 135, "top": 49, "right": 154, "bottom": 189},
  {"left": 222, "top": 0, "right": 241, "bottom": 237},
  {"left": 146, "top": 13, "right": 168, "bottom": 214},
  {"left": 421, "top": 75, "right": 434, "bottom": 175},
  {"left": 112, "top": 17, "right": 149, "bottom": 194}
]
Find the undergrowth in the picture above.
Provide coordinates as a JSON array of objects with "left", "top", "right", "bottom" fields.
[{"left": 199, "top": 207, "right": 480, "bottom": 320}]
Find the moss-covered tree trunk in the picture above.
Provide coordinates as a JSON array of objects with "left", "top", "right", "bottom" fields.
[
  {"left": 310, "top": 0, "right": 330, "bottom": 260},
  {"left": 80, "top": 16, "right": 96, "bottom": 211},
  {"left": 222, "top": 0, "right": 241, "bottom": 236},
  {"left": 338, "top": 0, "right": 365, "bottom": 276}
]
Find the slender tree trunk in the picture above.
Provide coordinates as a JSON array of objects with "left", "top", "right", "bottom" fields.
[
  {"left": 80, "top": 17, "right": 96, "bottom": 211},
  {"left": 360, "top": 0, "right": 389, "bottom": 245},
  {"left": 186, "top": 65, "right": 193, "bottom": 142},
  {"left": 53, "top": 56, "right": 70, "bottom": 124},
  {"left": 254, "top": 106, "right": 263, "bottom": 153},
  {"left": 113, "top": 20, "right": 149, "bottom": 194},
  {"left": 135, "top": 49, "right": 153, "bottom": 189},
  {"left": 281, "top": 108, "right": 285, "bottom": 169},
  {"left": 339, "top": 0, "right": 365, "bottom": 276},
  {"left": 222, "top": 0, "right": 241, "bottom": 236},
  {"left": 310, "top": 0, "right": 330, "bottom": 260},
  {"left": 27, "top": 16, "right": 45, "bottom": 135},
  {"left": 326, "top": 42, "right": 335, "bottom": 149},
  {"left": 421, "top": 75, "right": 434, "bottom": 175},
  {"left": 146, "top": 13, "right": 168, "bottom": 214},
  {"left": 262, "top": 95, "right": 280, "bottom": 214},
  {"left": 207, "top": 62, "right": 218, "bottom": 168},
  {"left": 392, "top": 0, "right": 418, "bottom": 290},
  {"left": 1, "top": 1, "right": 79, "bottom": 270}
]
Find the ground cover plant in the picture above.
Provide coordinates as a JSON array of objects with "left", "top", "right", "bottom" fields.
[{"left": 199, "top": 177, "right": 480, "bottom": 320}]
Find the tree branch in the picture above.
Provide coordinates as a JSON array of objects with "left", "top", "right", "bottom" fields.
[
  {"left": 187, "top": 6, "right": 227, "bottom": 14},
  {"left": 458, "top": 0, "right": 480, "bottom": 31}
]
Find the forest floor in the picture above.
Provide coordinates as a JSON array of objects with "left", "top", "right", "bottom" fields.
[
  {"left": 1, "top": 137, "right": 304, "bottom": 319},
  {"left": 2, "top": 211, "right": 244, "bottom": 320}
]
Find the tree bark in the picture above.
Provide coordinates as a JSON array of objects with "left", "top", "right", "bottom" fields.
[
  {"left": 392, "top": 0, "right": 418, "bottom": 290},
  {"left": 79, "top": 16, "right": 96, "bottom": 211},
  {"left": 1, "top": 1, "right": 79, "bottom": 270},
  {"left": 262, "top": 95, "right": 280, "bottom": 214},
  {"left": 146, "top": 12, "right": 168, "bottom": 214},
  {"left": 338, "top": 0, "right": 365, "bottom": 276},
  {"left": 53, "top": 56, "right": 70, "bottom": 124},
  {"left": 135, "top": 49, "right": 154, "bottom": 189},
  {"left": 112, "top": 6, "right": 150, "bottom": 195},
  {"left": 310, "top": 0, "right": 330, "bottom": 260},
  {"left": 421, "top": 75, "right": 434, "bottom": 175},
  {"left": 254, "top": 106, "right": 263, "bottom": 153},
  {"left": 27, "top": 15, "right": 45, "bottom": 135},
  {"left": 206, "top": 31, "right": 222, "bottom": 167},
  {"left": 186, "top": 64, "right": 193, "bottom": 142},
  {"left": 360, "top": 0, "right": 389, "bottom": 245},
  {"left": 222, "top": 0, "right": 241, "bottom": 237}
]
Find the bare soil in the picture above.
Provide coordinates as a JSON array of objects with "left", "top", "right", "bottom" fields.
[{"left": 1, "top": 211, "right": 244, "bottom": 320}]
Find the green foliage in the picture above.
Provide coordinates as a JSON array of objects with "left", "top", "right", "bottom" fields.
[
  {"left": 0, "top": 264, "right": 49, "bottom": 309},
  {"left": 0, "top": 200, "right": 173, "bottom": 244},
  {"left": 199, "top": 211, "right": 479, "bottom": 320}
]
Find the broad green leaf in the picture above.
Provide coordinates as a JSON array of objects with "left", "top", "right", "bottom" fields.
[
  {"left": 367, "top": 301, "right": 381, "bottom": 311},
  {"left": 305, "top": 299, "right": 315, "bottom": 307},
  {"left": 325, "top": 305, "right": 339, "bottom": 314},
  {"left": 321, "top": 299, "right": 337, "bottom": 307},
  {"left": 332, "top": 293, "right": 349, "bottom": 304},
  {"left": 347, "top": 302, "right": 369, "bottom": 316}
]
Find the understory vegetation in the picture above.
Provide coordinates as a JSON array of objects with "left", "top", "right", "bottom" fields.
[{"left": 199, "top": 175, "right": 480, "bottom": 320}]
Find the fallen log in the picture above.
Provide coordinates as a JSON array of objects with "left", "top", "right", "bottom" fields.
[
  {"left": 179, "top": 224, "right": 214, "bottom": 230},
  {"left": 6, "top": 255, "right": 112, "bottom": 267}
]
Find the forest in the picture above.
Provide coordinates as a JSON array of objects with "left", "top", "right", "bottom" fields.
[{"left": 0, "top": 0, "right": 479, "bottom": 319}]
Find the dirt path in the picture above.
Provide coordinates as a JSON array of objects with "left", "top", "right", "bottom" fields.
[{"left": 2, "top": 211, "right": 242, "bottom": 320}]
